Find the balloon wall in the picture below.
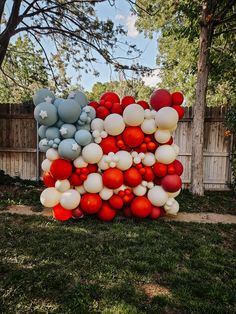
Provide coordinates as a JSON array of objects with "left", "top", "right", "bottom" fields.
[{"left": 34, "top": 88, "right": 184, "bottom": 221}]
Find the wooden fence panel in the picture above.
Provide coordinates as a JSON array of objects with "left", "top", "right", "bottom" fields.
[{"left": 0, "top": 104, "right": 232, "bottom": 190}]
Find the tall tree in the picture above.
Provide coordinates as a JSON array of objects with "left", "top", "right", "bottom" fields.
[{"left": 136, "top": 0, "right": 236, "bottom": 195}]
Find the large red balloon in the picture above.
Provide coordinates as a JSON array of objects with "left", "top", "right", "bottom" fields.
[
  {"left": 53, "top": 204, "right": 72, "bottom": 221},
  {"left": 109, "top": 195, "right": 124, "bottom": 210},
  {"left": 96, "top": 106, "right": 110, "bottom": 120},
  {"left": 50, "top": 159, "right": 72, "bottom": 180},
  {"left": 131, "top": 196, "right": 152, "bottom": 218},
  {"left": 43, "top": 172, "right": 56, "bottom": 187},
  {"left": 98, "top": 202, "right": 117, "bottom": 221},
  {"left": 100, "top": 136, "right": 118, "bottom": 154},
  {"left": 80, "top": 193, "right": 102, "bottom": 214},
  {"left": 171, "top": 92, "right": 184, "bottom": 106},
  {"left": 153, "top": 162, "right": 167, "bottom": 177},
  {"left": 124, "top": 167, "right": 142, "bottom": 187},
  {"left": 172, "top": 105, "right": 184, "bottom": 119},
  {"left": 150, "top": 89, "right": 172, "bottom": 111},
  {"left": 103, "top": 168, "right": 124, "bottom": 189},
  {"left": 123, "top": 127, "right": 144, "bottom": 148},
  {"left": 173, "top": 160, "right": 184, "bottom": 176},
  {"left": 101, "top": 92, "right": 120, "bottom": 104},
  {"left": 161, "top": 174, "right": 182, "bottom": 192}
]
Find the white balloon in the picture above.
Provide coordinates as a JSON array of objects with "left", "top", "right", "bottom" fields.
[
  {"left": 60, "top": 189, "right": 81, "bottom": 210},
  {"left": 155, "top": 145, "right": 176, "bottom": 164},
  {"left": 99, "top": 187, "right": 113, "bottom": 200},
  {"left": 40, "top": 187, "right": 61, "bottom": 207},
  {"left": 141, "top": 119, "right": 156, "bottom": 134},
  {"left": 104, "top": 114, "right": 125, "bottom": 136},
  {"left": 164, "top": 199, "right": 179, "bottom": 215},
  {"left": 91, "top": 118, "right": 104, "bottom": 132},
  {"left": 83, "top": 173, "right": 103, "bottom": 193},
  {"left": 142, "top": 153, "right": 156, "bottom": 166},
  {"left": 155, "top": 107, "right": 179, "bottom": 130},
  {"left": 154, "top": 129, "right": 171, "bottom": 144},
  {"left": 133, "top": 184, "right": 147, "bottom": 196},
  {"left": 82, "top": 143, "right": 103, "bottom": 164},
  {"left": 116, "top": 151, "right": 133, "bottom": 170},
  {"left": 75, "top": 185, "right": 86, "bottom": 195},
  {"left": 168, "top": 189, "right": 181, "bottom": 198},
  {"left": 123, "top": 104, "right": 145, "bottom": 126},
  {"left": 147, "top": 186, "right": 168, "bottom": 207},
  {"left": 55, "top": 179, "right": 70, "bottom": 193},
  {"left": 46, "top": 148, "right": 59, "bottom": 161},
  {"left": 114, "top": 184, "right": 127, "bottom": 194},
  {"left": 171, "top": 143, "right": 180, "bottom": 156},
  {"left": 73, "top": 156, "right": 88, "bottom": 168},
  {"left": 98, "top": 156, "right": 109, "bottom": 170},
  {"left": 41, "top": 159, "right": 52, "bottom": 172}
]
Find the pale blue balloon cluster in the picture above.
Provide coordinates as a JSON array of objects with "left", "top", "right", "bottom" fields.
[{"left": 34, "top": 88, "right": 96, "bottom": 160}]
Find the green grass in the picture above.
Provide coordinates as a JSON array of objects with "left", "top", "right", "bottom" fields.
[{"left": 0, "top": 214, "right": 236, "bottom": 313}]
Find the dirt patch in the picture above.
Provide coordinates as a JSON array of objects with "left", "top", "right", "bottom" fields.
[
  {"left": 142, "top": 283, "right": 172, "bottom": 299},
  {"left": 0, "top": 205, "right": 51, "bottom": 217},
  {"left": 166, "top": 212, "right": 236, "bottom": 224}
]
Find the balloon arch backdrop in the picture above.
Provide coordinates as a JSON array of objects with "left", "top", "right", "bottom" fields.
[{"left": 34, "top": 88, "right": 184, "bottom": 221}]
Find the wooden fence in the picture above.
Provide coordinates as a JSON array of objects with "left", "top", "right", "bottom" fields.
[{"left": 0, "top": 103, "right": 233, "bottom": 190}]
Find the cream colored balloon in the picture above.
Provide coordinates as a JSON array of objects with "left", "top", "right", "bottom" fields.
[
  {"left": 99, "top": 187, "right": 113, "bottom": 200},
  {"left": 141, "top": 119, "right": 156, "bottom": 134},
  {"left": 55, "top": 179, "right": 70, "bottom": 193},
  {"left": 154, "top": 129, "right": 171, "bottom": 144},
  {"left": 83, "top": 173, "right": 103, "bottom": 193},
  {"left": 116, "top": 151, "right": 133, "bottom": 170},
  {"left": 41, "top": 158, "right": 52, "bottom": 172},
  {"left": 114, "top": 184, "right": 126, "bottom": 194},
  {"left": 46, "top": 148, "right": 59, "bottom": 161},
  {"left": 60, "top": 189, "right": 81, "bottom": 210},
  {"left": 40, "top": 187, "right": 61, "bottom": 207},
  {"left": 133, "top": 184, "right": 147, "bottom": 196},
  {"left": 155, "top": 145, "right": 176, "bottom": 164},
  {"left": 168, "top": 189, "right": 181, "bottom": 198},
  {"left": 147, "top": 186, "right": 168, "bottom": 206},
  {"left": 123, "top": 104, "right": 145, "bottom": 126},
  {"left": 104, "top": 114, "right": 125, "bottom": 136},
  {"left": 91, "top": 118, "right": 104, "bottom": 132},
  {"left": 164, "top": 199, "right": 179, "bottom": 215},
  {"left": 155, "top": 107, "right": 179, "bottom": 130},
  {"left": 75, "top": 185, "right": 86, "bottom": 195},
  {"left": 142, "top": 153, "right": 156, "bottom": 166},
  {"left": 82, "top": 143, "right": 103, "bottom": 164},
  {"left": 73, "top": 155, "right": 88, "bottom": 168},
  {"left": 98, "top": 156, "right": 109, "bottom": 170},
  {"left": 171, "top": 143, "right": 180, "bottom": 156}
]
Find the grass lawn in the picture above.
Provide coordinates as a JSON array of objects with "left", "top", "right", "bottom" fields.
[{"left": 0, "top": 214, "right": 236, "bottom": 313}]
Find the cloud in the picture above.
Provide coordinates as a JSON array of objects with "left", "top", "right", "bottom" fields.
[
  {"left": 126, "top": 15, "right": 139, "bottom": 38},
  {"left": 115, "top": 14, "right": 125, "bottom": 20},
  {"left": 142, "top": 69, "right": 161, "bottom": 87}
]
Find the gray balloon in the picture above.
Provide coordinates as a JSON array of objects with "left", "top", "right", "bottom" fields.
[
  {"left": 33, "top": 88, "right": 55, "bottom": 106},
  {"left": 76, "top": 123, "right": 91, "bottom": 131},
  {"left": 58, "top": 139, "right": 81, "bottom": 160},
  {"left": 74, "top": 129, "right": 92, "bottom": 146},
  {"left": 46, "top": 127, "right": 60, "bottom": 140},
  {"left": 60, "top": 123, "right": 76, "bottom": 139},
  {"left": 38, "top": 125, "right": 48, "bottom": 138},
  {"left": 58, "top": 99, "right": 81, "bottom": 123},
  {"left": 55, "top": 119, "right": 64, "bottom": 128},
  {"left": 68, "top": 90, "right": 88, "bottom": 108},
  {"left": 54, "top": 98, "right": 64, "bottom": 108},
  {"left": 39, "top": 138, "right": 51, "bottom": 152},
  {"left": 34, "top": 102, "right": 58, "bottom": 126},
  {"left": 86, "top": 106, "right": 96, "bottom": 120},
  {"left": 54, "top": 138, "right": 61, "bottom": 144}
]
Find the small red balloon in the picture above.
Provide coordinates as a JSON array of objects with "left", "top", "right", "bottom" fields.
[
  {"left": 87, "top": 164, "right": 98, "bottom": 173},
  {"left": 142, "top": 166, "right": 155, "bottom": 182},
  {"left": 131, "top": 196, "right": 152, "bottom": 218},
  {"left": 173, "top": 160, "right": 184, "bottom": 176},
  {"left": 123, "top": 127, "right": 144, "bottom": 148},
  {"left": 101, "top": 92, "right": 120, "bottom": 104},
  {"left": 153, "top": 162, "right": 167, "bottom": 177},
  {"left": 161, "top": 174, "right": 182, "bottom": 192},
  {"left": 103, "top": 168, "right": 124, "bottom": 189},
  {"left": 109, "top": 195, "right": 124, "bottom": 210},
  {"left": 150, "top": 89, "right": 172, "bottom": 111},
  {"left": 96, "top": 106, "right": 110, "bottom": 120},
  {"left": 50, "top": 159, "right": 72, "bottom": 180},
  {"left": 69, "top": 173, "right": 82, "bottom": 186},
  {"left": 167, "top": 164, "right": 176, "bottom": 175},
  {"left": 53, "top": 204, "right": 72, "bottom": 221},
  {"left": 71, "top": 207, "right": 84, "bottom": 219},
  {"left": 100, "top": 136, "right": 118, "bottom": 154},
  {"left": 123, "top": 206, "right": 132, "bottom": 217},
  {"left": 166, "top": 137, "right": 173, "bottom": 145},
  {"left": 171, "top": 92, "right": 184, "bottom": 106},
  {"left": 121, "top": 96, "right": 135, "bottom": 108},
  {"left": 43, "top": 172, "right": 56, "bottom": 187},
  {"left": 98, "top": 202, "right": 117, "bottom": 221},
  {"left": 89, "top": 101, "right": 99, "bottom": 109},
  {"left": 150, "top": 206, "right": 161, "bottom": 219},
  {"left": 124, "top": 167, "right": 142, "bottom": 187},
  {"left": 172, "top": 105, "right": 185, "bottom": 119},
  {"left": 80, "top": 193, "right": 102, "bottom": 214},
  {"left": 137, "top": 100, "right": 149, "bottom": 109},
  {"left": 111, "top": 103, "right": 123, "bottom": 115}
]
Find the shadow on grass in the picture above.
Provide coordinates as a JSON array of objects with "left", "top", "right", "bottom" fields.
[{"left": 0, "top": 214, "right": 236, "bottom": 313}]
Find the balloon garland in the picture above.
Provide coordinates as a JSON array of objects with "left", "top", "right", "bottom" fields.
[{"left": 34, "top": 88, "right": 184, "bottom": 221}]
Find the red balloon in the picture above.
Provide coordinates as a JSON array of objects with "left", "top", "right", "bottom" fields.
[
  {"left": 69, "top": 173, "right": 83, "bottom": 186},
  {"left": 80, "top": 193, "right": 102, "bottom": 214},
  {"left": 103, "top": 168, "right": 124, "bottom": 189},
  {"left": 50, "top": 159, "right": 72, "bottom": 180},
  {"left": 111, "top": 103, "right": 123, "bottom": 115},
  {"left": 171, "top": 92, "right": 184, "bottom": 106},
  {"left": 96, "top": 106, "right": 110, "bottom": 120},
  {"left": 89, "top": 101, "right": 99, "bottom": 109},
  {"left": 142, "top": 166, "right": 155, "bottom": 182},
  {"left": 109, "top": 195, "right": 124, "bottom": 210},
  {"left": 150, "top": 89, "right": 172, "bottom": 111},
  {"left": 153, "top": 162, "right": 167, "bottom": 177},
  {"left": 123, "top": 206, "right": 132, "bottom": 217},
  {"left": 121, "top": 96, "right": 135, "bottom": 108},
  {"left": 150, "top": 206, "right": 161, "bottom": 219},
  {"left": 98, "top": 202, "right": 117, "bottom": 221},
  {"left": 87, "top": 164, "right": 98, "bottom": 173},
  {"left": 101, "top": 92, "right": 120, "bottom": 104},
  {"left": 131, "top": 196, "right": 152, "bottom": 218},
  {"left": 104, "top": 101, "right": 113, "bottom": 109},
  {"left": 100, "top": 136, "right": 118, "bottom": 154},
  {"left": 166, "top": 137, "right": 173, "bottom": 145},
  {"left": 43, "top": 172, "right": 56, "bottom": 187},
  {"left": 172, "top": 105, "right": 185, "bottom": 119},
  {"left": 161, "top": 174, "right": 182, "bottom": 192},
  {"left": 53, "top": 204, "right": 72, "bottom": 221},
  {"left": 167, "top": 164, "right": 176, "bottom": 175},
  {"left": 71, "top": 207, "right": 84, "bottom": 219},
  {"left": 123, "top": 127, "right": 144, "bottom": 148},
  {"left": 173, "top": 160, "right": 184, "bottom": 176},
  {"left": 124, "top": 167, "right": 142, "bottom": 187},
  {"left": 137, "top": 100, "right": 149, "bottom": 109}
]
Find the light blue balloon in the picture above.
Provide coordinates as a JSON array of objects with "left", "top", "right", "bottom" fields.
[
  {"left": 54, "top": 138, "right": 61, "bottom": 144},
  {"left": 46, "top": 127, "right": 60, "bottom": 140},
  {"left": 68, "top": 90, "right": 88, "bottom": 108},
  {"left": 55, "top": 119, "right": 64, "bottom": 128},
  {"left": 38, "top": 125, "right": 48, "bottom": 138},
  {"left": 74, "top": 129, "right": 92, "bottom": 146},
  {"left": 76, "top": 123, "right": 91, "bottom": 131},
  {"left": 34, "top": 102, "right": 58, "bottom": 126},
  {"left": 58, "top": 99, "right": 81, "bottom": 123},
  {"left": 79, "top": 112, "right": 88, "bottom": 122},
  {"left": 54, "top": 98, "right": 64, "bottom": 108},
  {"left": 52, "top": 143, "right": 58, "bottom": 149},
  {"left": 60, "top": 124, "right": 76, "bottom": 139},
  {"left": 39, "top": 139, "right": 51, "bottom": 152},
  {"left": 77, "top": 120, "right": 85, "bottom": 126},
  {"left": 58, "top": 139, "right": 81, "bottom": 160},
  {"left": 33, "top": 88, "right": 55, "bottom": 106},
  {"left": 48, "top": 140, "right": 54, "bottom": 146},
  {"left": 86, "top": 106, "right": 96, "bottom": 120}
]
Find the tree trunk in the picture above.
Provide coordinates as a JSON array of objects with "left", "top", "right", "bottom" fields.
[{"left": 191, "top": 2, "right": 213, "bottom": 195}]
